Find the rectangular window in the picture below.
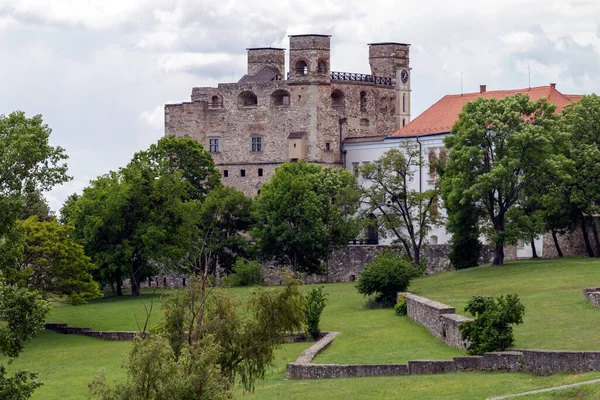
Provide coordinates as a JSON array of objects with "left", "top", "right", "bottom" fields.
[
  {"left": 325, "top": 142, "right": 331, "bottom": 151},
  {"left": 352, "top": 162, "right": 359, "bottom": 177},
  {"left": 223, "top": 170, "right": 228, "bottom": 177},
  {"left": 240, "top": 169, "right": 246, "bottom": 177},
  {"left": 258, "top": 168, "right": 263, "bottom": 177},
  {"left": 209, "top": 138, "right": 219, "bottom": 153},
  {"left": 251, "top": 136, "right": 262, "bottom": 152}
]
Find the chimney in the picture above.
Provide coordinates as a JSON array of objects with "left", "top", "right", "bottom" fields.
[
  {"left": 480, "top": 85, "right": 487, "bottom": 93},
  {"left": 550, "top": 83, "right": 556, "bottom": 89}
]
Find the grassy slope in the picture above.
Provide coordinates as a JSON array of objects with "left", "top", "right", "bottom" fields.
[{"left": 411, "top": 257, "right": 600, "bottom": 350}]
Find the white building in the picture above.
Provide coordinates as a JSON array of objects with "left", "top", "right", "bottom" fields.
[{"left": 343, "top": 84, "right": 583, "bottom": 258}]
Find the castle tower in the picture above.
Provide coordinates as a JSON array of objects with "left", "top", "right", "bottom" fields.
[
  {"left": 246, "top": 47, "right": 285, "bottom": 77},
  {"left": 368, "top": 43, "right": 411, "bottom": 129},
  {"left": 288, "top": 34, "right": 331, "bottom": 84}
]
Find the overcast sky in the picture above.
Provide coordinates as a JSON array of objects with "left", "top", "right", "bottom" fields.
[{"left": 1, "top": 0, "right": 599, "bottom": 212}]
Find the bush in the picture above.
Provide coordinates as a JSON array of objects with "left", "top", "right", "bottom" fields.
[
  {"left": 221, "top": 258, "right": 262, "bottom": 287},
  {"left": 394, "top": 296, "right": 407, "bottom": 316},
  {"left": 305, "top": 286, "right": 328, "bottom": 340},
  {"left": 356, "top": 251, "right": 420, "bottom": 307},
  {"left": 459, "top": 293, "right": 525, "bottom": 355}
]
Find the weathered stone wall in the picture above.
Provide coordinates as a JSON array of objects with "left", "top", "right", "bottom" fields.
[
  {"left": 45, "top": 323, "right": 140, "bottom": 341},
  {"left": 165, "top": 35, "right": 400, "bottom": 197},
  {"left": 542, "top": 229, "right": 590, "bottom": 258},
  {"left": 401, "top": 292, "right": 471, "bottom": 349},
  {"left": 521, "top": 350, "right": 600, "bottom": 376},
  {"left": 584, "top": 288, "right": 600, "bottom": 308}
]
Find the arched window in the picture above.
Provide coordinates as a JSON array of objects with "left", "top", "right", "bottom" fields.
[
  {"left": 430, "top": 235, "right": 438, "bottom": 245},
  {"left": 317, "top": 60, "right": 327, "bottom": 74},
  {"left": 360, "top": 118, "right": 370, "bottom": 128},
  {"left": 271, "top": 89, "right": 290, "bottom": 106},
  {"left": 238, "top": 91, "right": 257, "bottom": 107},
  {"left": 360, "top": 91, "right": 367, "bottom": 112},
  {"left": 295, "top": 60, "right": 308, "bottom": 76},
  {"left": 211, "top": 95, "right": 222, "bottom": 108},
  {"left": 402, "top": 93, "right": 406, "bottom": 112},
  {"left": 331, "top": 89, "right": 345, "bottom": 109},
  {"left": 402, "top": 118, "right": 406, "bottom": 127}
]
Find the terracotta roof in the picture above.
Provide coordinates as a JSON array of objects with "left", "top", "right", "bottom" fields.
[{"left": 391, "top": 85, "right": 583, "bottom": 137}]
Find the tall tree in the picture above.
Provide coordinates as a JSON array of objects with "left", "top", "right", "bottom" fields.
[
  {"left": 563, "top": 94, "right": 600, "bottom": 257},
  {"left": 65, "top": 137, "right": 220, "bottom": 296},
  {"left": 252, "top": 162, "right": 359, "bottom": 274},
  {"left": 442, "top": 94, "right": 564, "bottom": 265},
  {"left": 358, "top": 143, "right": 440, "bottom": 266}
]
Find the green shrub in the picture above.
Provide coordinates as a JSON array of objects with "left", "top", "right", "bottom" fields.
[
  {"left": 221, "top": 258, "right": 262, "bottom": 287},
  {"left": 305, "top": 286, "right": 328, "bottom": 340},
  {"left": 394, "top": 296, "right": 407, "bottom": 316},
  {"left": 356, "top": 251, "right": 420, "bottom": 307},
  {"left": 459, "top": 293, "right": 525, "bottom": 355}
]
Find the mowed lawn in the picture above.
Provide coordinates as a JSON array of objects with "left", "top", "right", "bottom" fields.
[
  {"left": 411, "top": 257, "right": 600, "bottom": 350},
  {"left": 5, "top": 257, "right": 600, "bottom": 399}
]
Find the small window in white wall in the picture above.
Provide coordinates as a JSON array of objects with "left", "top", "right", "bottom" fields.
[
  {"left": 430, "top": 235, "right": 438, "bottom": 245},
  {"left": 352, "top": 162, "right": 359, "bottom": 177}
]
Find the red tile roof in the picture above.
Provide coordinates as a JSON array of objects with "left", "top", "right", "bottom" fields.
[{"left": 391, "top": 85, "right": 582, "bottom": 137}]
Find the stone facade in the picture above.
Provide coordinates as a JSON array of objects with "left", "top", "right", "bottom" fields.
[
  {"left": 165, "top": 35, "right": 410, "bottom": 197},
  {"left": 584, "top": 288, "right": 600, "bottom": 308}
]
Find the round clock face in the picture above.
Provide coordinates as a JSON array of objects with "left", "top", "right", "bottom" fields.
[{"left": 401, "top": 69, "right": 409, "bottom": 83}]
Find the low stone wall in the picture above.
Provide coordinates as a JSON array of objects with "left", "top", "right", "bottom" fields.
[
  {"left": 522, "top": 350, "right": 600, "bottom": 376},
  {"left": 400, "top": 292, "right": 471, "bottom": 349},
  {"left": 584, "top": 288, "right": 600, "bottom": 308},
  {"left": 45, "top": 323, "right": 140, "bottom": 341}
]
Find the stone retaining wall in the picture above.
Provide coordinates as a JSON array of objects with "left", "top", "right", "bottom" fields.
[
  {"left": 584, "top": 288, "right": 600, "bottom": 308},
  {"left": 45, "top": 323, "right": 140, "bottom": 341},
  {"left": 400, "top": 292, "right": 471, "bottom": 349}
]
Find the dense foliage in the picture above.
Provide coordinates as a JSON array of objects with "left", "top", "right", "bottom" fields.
[
  {"left": 305, "top": 286, "right": 328, "bottom": 339},
  {"left": 459, "top": 293, "right": 525, "bottom": 355},
  {"left": 221, "top": 258, "right": 262, "bottom": 287},
  {"left": 356, "top": 251, "right": 421, "bottom": 307},
  {"left": 91, "top": 279, "right": 305, "bottom": 399},
  {"left": 252, "top": 161, "right": 359, "bottom": 274},
  {"left": 442, "top": 94, "right": 566, "bottom": 265},
  {"left": 358, "top": 144, "right": 440, "bottom": 265}
]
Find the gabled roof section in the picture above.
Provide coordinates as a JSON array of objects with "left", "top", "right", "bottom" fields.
[
  {"left": 391, "top": 85, "right": 583, "bottom": 137},
  {"left": 238, "top": 66, "right": 282, "bottom": 84}
]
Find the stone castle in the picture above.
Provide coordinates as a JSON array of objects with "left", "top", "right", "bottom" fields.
[{"left": 165, "top": 34, "right": 412, "bottom": 196}]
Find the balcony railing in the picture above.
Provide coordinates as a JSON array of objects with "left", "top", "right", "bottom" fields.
[{"left": 285, "top": 71, "right": 394, "bottom": 87}]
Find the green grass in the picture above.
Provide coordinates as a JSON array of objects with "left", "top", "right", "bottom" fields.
[
  {"left": 15, "top": 257, "right": 600, "bottom": 398},
  {"left": 524, "top": 382, "right": 600, "bottom": 399},
  {"left": 411, "top": 257, "right": 600, "bottom": 350}
]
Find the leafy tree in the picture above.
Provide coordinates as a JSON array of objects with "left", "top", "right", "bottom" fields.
[
  {"left": 0, "top": 275, "right": 50, "bottom": 399},
  {"left": 221, "top": 258, "right": 262, "bottom": 287},
  {"left": 252, "top": 161, "right": 359, "bottom": 274},
  {"left": 91, "top": 277, "right": 305, "bottom": 399},
  {"left": 358, "top": 143, "right": 440, "bottom": 266},
  {"left": 21, "top": 190, "right": 53, "bottom": 221},
  {"left": 197, "top": 186, "right": 254, "bottom": 275},
  {"left": 2, "top": 217, "right": 101, "bottom": 304},
  {"left": 459, "top": 293, "right": 525, "bottom": 355},
  {"left": 446, "top": 201, "right": 483, "bottom": 269},
  {"left": 356, "top": 251, "right": 421, "bottom": 307},
  {"left": 65, "top": 137, "right": 220, "bottom": 296},
  {"left": 563, "top": 94, "right": 600, "bottom": 257},
  {"left": 442, "top": 94, "right": 565, "bottom": 265},
  {"left": 305, "top": 286, "right": 328, "bottom": 339}
]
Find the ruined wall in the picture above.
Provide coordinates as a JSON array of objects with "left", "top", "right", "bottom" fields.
[
  {"left": 542, "top": 229, "right": 589, "bottom": 258},
  {"left": 584, "top": 288, "right": 600, "bottom": 308}
]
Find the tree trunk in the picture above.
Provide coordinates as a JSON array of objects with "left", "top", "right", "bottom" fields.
[
  {"left": 492, "top": 242, "right": 504, "bottom": 266},
  {"left": 413, "top": 243, "right": 421, "bottom": 266},
  {"left": 551, "top": 229, "right": 563, "bottom": 257},
  {"left": 131, "top": 256, "right": 143, "bottom": 297},
  {"left": 530, "top": 238, "right": 539, "bottom": 259},
  {"left": 292, "top": 250, "right": 297, "bottom": 273},
  {"left": 116, "top": 279, "right": 123, "bottom": 296},
  {"left": 110, "top": 282, "right": 116, "bottom": 296},
  {"left": 590, "top": 217, "right": 600, "bottom": 258},
  {"left": 581, "top": 216, "right": 595, "bottom": 257}
]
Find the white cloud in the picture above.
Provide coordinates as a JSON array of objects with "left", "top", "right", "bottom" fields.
[{"left": 140, "top": 105, "right": 165, "bottom": 131}]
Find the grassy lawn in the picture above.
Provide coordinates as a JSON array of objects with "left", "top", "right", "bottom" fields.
[
  {"left": 24, "top": 256, "right": 600, "bottom": 398},
  {"left": 411, "top": 257, "right": 600, "bottom": 350}
]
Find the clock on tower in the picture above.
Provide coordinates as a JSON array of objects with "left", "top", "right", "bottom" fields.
[{"left": 400, "top": 69, "right": 409, "bottom": 84}]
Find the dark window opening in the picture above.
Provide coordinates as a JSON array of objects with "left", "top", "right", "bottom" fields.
[
  {"left": 295, "top": 60, "right": 308, "bottom": 76},
  {"left": 317, "top": 60, "right": 327, "bottom": 74},
  {"left": 240, "top": 169, "right": 246, "bottom": 177},
  {"left": 272, "top": 90, "right": 290, "bottom": 106},
  {"left": 331, "top": 89, "right": 345, "bottom": 109},
  {"left": 325, "top": 142, "right": 331, "bottom": 151},
  {"left": 251, "top": 137, "right": 262, "bottom": 152},
  {"left": 403, "top": 93, "right": 406, "bottom": 112},
  {"left": 360, "top": 91, "right": 367, "bottom": 112},
  {"left": 210, "top": 95, "right": 223, "bottom": 108},
  {"left": 349, "top": 274, "right": 356, "bottom": 282},
  {"left": 238, "top": 91, "right": 258, "bottom": 107},
  {"left": 290, "top": 158, "right": 298, "bottom": 163},
  {"left": 258, "top": 168, "right": 263, "bottom": 177},
  {"left": 257, "top": 189, "right": 261, "bottom": 196},
  {"left": 223, "top": 170, "right": 228, "bottom": 177},
  {"left": 402, "top": 118, "right": 406, "bottom": 127}
]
